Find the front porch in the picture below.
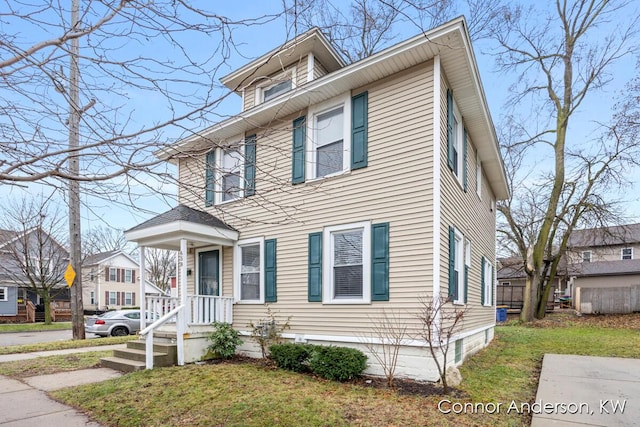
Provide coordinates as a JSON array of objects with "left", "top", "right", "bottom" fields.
[{"left": 122, "top": 205, "right": 239, "bottom": 369}]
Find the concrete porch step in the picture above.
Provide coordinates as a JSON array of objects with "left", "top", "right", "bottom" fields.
[{"left": 100, "top": 339, "right": 178, "bottom": 372}]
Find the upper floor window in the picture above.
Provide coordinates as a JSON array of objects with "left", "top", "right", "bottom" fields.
[
  {"left": 447, "top": 89, "right": 468, "bottom": 190},
  {"left": 204, "top": 134, "right": 256, "bottom": 206},
  {"left": 622, "top": 247, "right": 633, "bottom": 260},
  {"left": 582, "top": 251, "right": 592, "bottom": 263},
  {"left": 476, "top": 152, "right": 482, "bottom": 198},
  {"left": 124, "top": 269, "right": 133, "bottom": 283},
  {"left": 308, "top": 94, "right": 351, "bottom": 180},
  {"left": 221, "top": 148, "right": 243, "bottom": 202},
  {"left": 263, "top": 80, "right": 292, "bottom": 102},
  {"left": 256, "top": 68, "right": 296, "bottom": 105},
  {"left": 109, "top": 267, "right": 117, "bottom": 281}
]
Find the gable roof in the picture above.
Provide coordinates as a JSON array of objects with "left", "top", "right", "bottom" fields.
[
  {"left": 568, "top": 223, "right": 640, "bottom": 248},
  {"left": 570, "top": 259, "right": 640, "bottom": 277},
  {"left": 159, "top": 17, "right": 509, "bottom": 200},
  {"left": 84, "top": 250, "right": 139, "bottom": 267},
  {"left": 0, "top": 229, "right": 18, "bottom": 246}
]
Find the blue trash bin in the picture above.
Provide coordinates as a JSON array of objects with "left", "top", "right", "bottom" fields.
[{"left": 496, "top": 306, "right": 508, "bottom": 322}]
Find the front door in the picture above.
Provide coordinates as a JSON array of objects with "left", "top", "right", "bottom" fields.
[{"left": 198, "top": 250, "right": 220, "bottom": 296}]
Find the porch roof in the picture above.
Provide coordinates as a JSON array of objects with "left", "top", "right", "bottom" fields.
[{"left": 124, "top": 205, "right": 238, "bottom": 250}]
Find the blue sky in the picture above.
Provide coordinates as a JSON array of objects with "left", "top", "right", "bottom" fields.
[{"left": 2, "top": 1, "right": 639, "bottom": 234}]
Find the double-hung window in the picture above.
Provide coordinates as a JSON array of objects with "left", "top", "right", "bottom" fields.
[
  {"left": 221, "top": 147, "right": 243, "bottom": 202},
  {"left": 482, "top": 257, "right": 493, "bottom": 306},
  {"left": 125, "top": 269, "right": 133, "bottom": 283},
  {"left": 622, "top": 247, "right": 633, "bottom": 260},
  {"left": 448, "top": 226, "right": 467, "bottom": 304},
  {"left": 447, "top": 89, "right": 467, "bottom": 188},
  {"left": 109, "top": 268, "right": 117, "bottom": 282},
  {"left": 323, "top": 222, "right": 371, "bottom": 304},
  {"left": 90, "top": 291, "right": 95, "bottom": 305},
  {"left": 0, "top": 287, "right": 7, "bottom": 301},
  {"left": 109, "top": 291, "right": 117, "bottom": 305},
  {"left": 582, "top": 251, "right": 592, "bottom": 263},
  {"left": 124, "top": 292, "right": 133, "bottom": 306},
  {"left": 308, "top": 94, "right": 351, "bottom": 180},
  {"left": 234, "top": 237, "right": 277, "bottom": 304}
]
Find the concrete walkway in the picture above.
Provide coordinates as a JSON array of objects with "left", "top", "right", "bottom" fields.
[
  {"left": 0, "top": 345, "right": 126, "bottom": 426},
  {"left": 532, "top": 354, "right": 640, "bottom": 426}
]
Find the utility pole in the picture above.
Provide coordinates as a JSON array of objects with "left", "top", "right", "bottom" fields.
[{"left": 68, "top": 0, "right": 85, "bottom": 339}]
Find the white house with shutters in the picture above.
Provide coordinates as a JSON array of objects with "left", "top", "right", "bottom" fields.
[{"left": 124, "top": 17, "right": 508, "bottom": 380}]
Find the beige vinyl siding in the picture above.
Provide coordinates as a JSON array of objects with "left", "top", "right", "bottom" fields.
[
  {"left": 313, "top": 60, "right": 328, "bottom": 80},
  {"left": 438, "top": 73, "right": 497, "bottom": 332},
  {"left": 242, "top": 85, "right": 256, "bottom": 111},
  {"left": 179, "top": 61, "right": 436, "bottom": 338}
]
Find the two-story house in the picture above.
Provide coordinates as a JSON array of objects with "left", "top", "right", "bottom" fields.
[
  {"left": 82, "top": 250, "right": 166, "bottom": 312},
  {"left": 124, "top": 18, "right": 509, "bottom": 380}
]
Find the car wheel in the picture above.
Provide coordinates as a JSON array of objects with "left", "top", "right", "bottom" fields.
[{"left": 111, "top": 327, "right": 128, "bottom": 337}]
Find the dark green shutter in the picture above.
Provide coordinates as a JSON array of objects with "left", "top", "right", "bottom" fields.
[
  {"left": 351, "top": 91, "right": 368, "bottom": 170},
  {"left": 448, "top": 226, "right": 456, "bottom": 300},
  {"left": 308, "top": 232, "right": 322, "bottom": 302},
  {"left": 205, "top": 150, "right": 215, "bottom": 206},
  {"left": 447, "top": 89, "right": 454, "bottom": 171},
  {"left": 244, "top": 134, "right": 256, "bottom": 196},
  {"left": 371, "top": 222, "right": 389, "bottom": 301},
  {"left": 292, "top": 116, "right": 306, "bottom": 184},
  {"left": 264, "top": 239, "right": 277, "bottom": 302},
  {"left": 463, "top": 128, "right": 468, "bottom": 192},
  {"left": 481, "top": 256, "right": 486, "bottom": 305}
]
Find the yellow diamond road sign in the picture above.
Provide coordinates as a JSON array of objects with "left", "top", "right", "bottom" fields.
[{"left": 64, "top": 263, "right": 76, "bottom": 288}]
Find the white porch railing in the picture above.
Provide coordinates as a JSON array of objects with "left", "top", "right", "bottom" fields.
[
  {"left": 145, "top": 295, "right": 234, "bottom": 326},
  {"left": 188, "top": 295, "right": 234, "bottom": 325},
  {"left": 139, "top": 305, "right": 185, "bottom": 369}
]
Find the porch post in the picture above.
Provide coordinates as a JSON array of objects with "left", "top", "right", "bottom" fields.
[
  {"left": 178, "top": 238, "right": 187, "bottom": 365},
  {"left": 139, "top": 246, "right": 147, "bottom": 330}
]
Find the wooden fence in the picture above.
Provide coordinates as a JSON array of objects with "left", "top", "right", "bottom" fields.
[
  {"left": 576, "top": 285, "right": 640, "bottom": 314},
  {"left": 497, "top": 284, "right": 556, "bottom": 312}
]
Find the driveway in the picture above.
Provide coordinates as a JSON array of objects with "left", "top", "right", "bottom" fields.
[
  {"left": 532, "top": 354, "right": 640, "bottom": 426},
  {"left": 0, "top": 329, "right": 77, "bottom": 346}
]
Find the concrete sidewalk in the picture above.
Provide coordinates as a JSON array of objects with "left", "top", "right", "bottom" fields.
[
  {"left": 0, "top": 345, "right": 126, "bottom": 426},
  {"left": 531, "top": 354, "right": 640, "bottom": 426}
]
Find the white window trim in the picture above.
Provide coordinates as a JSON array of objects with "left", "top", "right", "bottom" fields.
[
  {"left": 124, "top": 269, "right": 133, "bottom": 283},
  {"left": 621, "top": 247, "right": 633, "bottom": 260},
  {"left": 476, "top": 151, "right": 482, "bottom": 199},
  {"left": 255, "top": 67, "right": 297, "bottom": 105},
  {"left": 108, "top": 291, "right": 117, "bottom": 306},
  {"left": 306, "top": 93, "right": 352, "bottom": 181},
  {"left": 109, "top": 267, "right": 117, "bottom": 282},
  {"left": 233, "top": 237, "right": 265, "bottom": 304},
  {"left": 195, "top": 246, "right": 223, "bottom": 297},
  {"left": 322, "top": 221, "right": 371, "bottom": 304},
  {"left": 501, "top": 281, "right": 511, "bottom": 286},
  {"left": 0, "top": 286, "right": 7, "bottom": 302},
  {"left": 215, "top": 134, "right": 246, "bottom": 205},
  {"left": 483, "top": 257, "right": 493, "bottom": 306},
  {"left": 124, "top": 291, "right": 133, "bottom": 306},
  {"left": 582, "top": 250, "right": 592, "bottom": 263},
  {"left": 451, "top": 98, "right": 464, "bottom": 186},
  {"left": 453, "top": 228, "right": 465, "bottom": 305}
]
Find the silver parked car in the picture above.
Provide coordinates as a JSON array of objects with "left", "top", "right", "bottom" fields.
[{"left": 85, "top": 310, "right": 143, "bottom": 337}]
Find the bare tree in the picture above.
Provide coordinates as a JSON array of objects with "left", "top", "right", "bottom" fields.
[
  {"left": 491, "top": 0, "right": 640, "bottom": 321},
  {"left": 361, "top": 308, "right": 408, "bottom": 388},
  {"left": 83, "top": 225, "right": 130, "bottom": 256},
  {"left": 0, "top": 197, "right": 68, "bottom": 324},
  {"left": 417, "top": 296, "right": 468, "bottom": 394},
  {"left": 145, "top": 248, "right": 176, "bottom": 292}
]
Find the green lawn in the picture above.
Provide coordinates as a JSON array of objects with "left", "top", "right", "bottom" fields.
[
  {"left": 0, "top": 351, "right": 112, "bottom": 378},
  {"left": 0, "top": 322, "right": 71, "bottom": 333},
  {"left": 0, "top": 335, "right": 135, "bottom": 355},
  {"left": 49, "top": 314, "right": 640, "bottom": 427}
]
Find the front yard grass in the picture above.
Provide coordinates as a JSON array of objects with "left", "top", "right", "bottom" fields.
[
  {"left": 0, "top": 351, "right": 111, "bottom": 378},
  {"left": 0, "top": 322, "right": 72, "bottom": 333},
  {"left": 47, "top": 314, "right": 640, "bottom": 426},
  {"left": 0, "top": 335, "right": 135, "bottom": 355}
]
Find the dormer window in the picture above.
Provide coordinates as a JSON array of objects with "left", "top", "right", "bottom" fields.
[
  {"left": 256, "top": 68, "right": 296, "bottom": 105},
  {"left": 263, "top": 80, "right": 292, "bottom": 102}
]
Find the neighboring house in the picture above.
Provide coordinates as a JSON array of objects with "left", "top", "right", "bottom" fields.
[
  {"left": 566, "top": 223, "right": 640, "bottom": 313},
  {"left": 82, "top": 250, "right": 166, "bottom": 311},
  {"left": 495, "top": 257, "right": 563, "bottom": 311},
  {"left": 125, "top": 18, "right": 509, "bottom": 381},
  {"left": 0, "top": 227, "right": 68, "bottom": 319}
]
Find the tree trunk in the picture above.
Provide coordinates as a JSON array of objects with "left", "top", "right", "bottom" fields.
[
  {"left": 520, "top": 275, "right": 538, "bottom": 322},
  {"left": 536, "top": 281, "right": 553, "bottom": 319},
  {"left": 43, "top": 293, "right": 52, "bottom": 325}
]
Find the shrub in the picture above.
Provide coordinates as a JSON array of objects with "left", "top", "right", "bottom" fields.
[
  {"left": 270, "top": 343, "right": 315, "bottom": 372},
  {"left": 309, "top": 346, "right": 367, "bottom": 381},
  {"left": 248, "top": 305, "right": 291, "bottom": 358},
  {"left": 207, "top": 322, "right": 242, "bottom": 360}
]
